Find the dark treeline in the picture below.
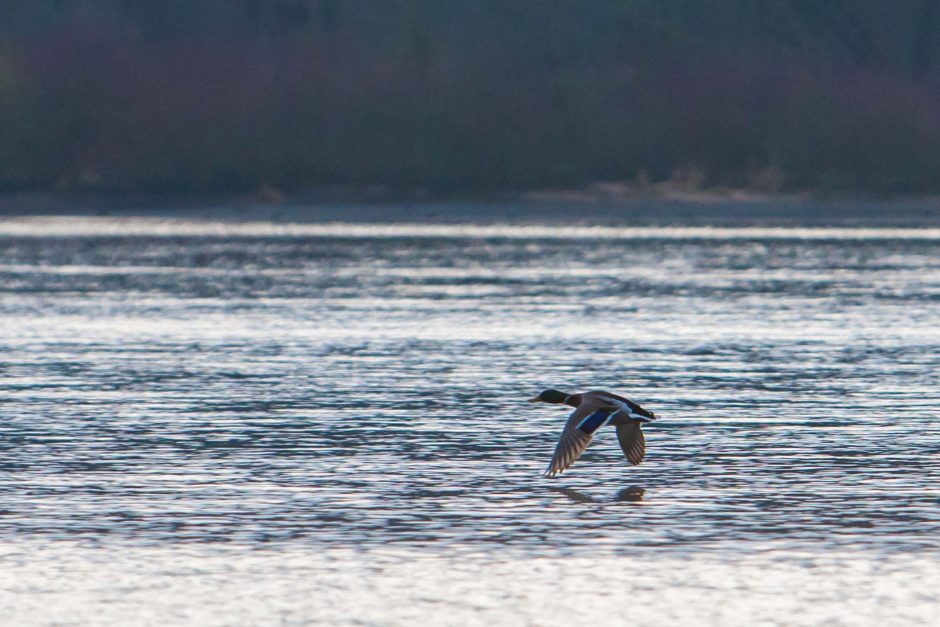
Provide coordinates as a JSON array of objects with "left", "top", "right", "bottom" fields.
[{"left": 2, "top": 1, "right": 940, "bottom": 194}]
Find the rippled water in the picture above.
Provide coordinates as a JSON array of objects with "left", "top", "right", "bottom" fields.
[{"left": 1, "top": 215, "right": 939, "bottom": 625}]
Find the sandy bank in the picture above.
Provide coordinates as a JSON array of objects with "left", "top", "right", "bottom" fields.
[{"left": 1, "top": 189, "right": 938, "bottom": 227}]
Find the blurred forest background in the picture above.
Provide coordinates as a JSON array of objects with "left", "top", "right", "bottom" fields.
[{"left": 2, "top": 0, "right": 940, "bottom": 195}]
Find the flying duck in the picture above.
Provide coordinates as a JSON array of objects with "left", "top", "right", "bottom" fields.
[{"left": 529, "top": 389, "right": 657, "bottom": 477}]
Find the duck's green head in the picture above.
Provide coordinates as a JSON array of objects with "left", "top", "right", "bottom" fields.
[{"left": 528, "top": 389, "right": 568, "bottom": 404}]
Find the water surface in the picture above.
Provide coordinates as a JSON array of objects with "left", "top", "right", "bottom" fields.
[{"left": 1, "top": 216, "right": 938, "bottom": 625}]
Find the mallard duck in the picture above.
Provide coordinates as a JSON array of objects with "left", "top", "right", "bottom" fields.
[{"left": 529, "top": 389, "right": 657, "bottom": 477}]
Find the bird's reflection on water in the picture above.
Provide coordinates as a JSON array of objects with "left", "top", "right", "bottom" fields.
[
  {"left": 615, "top": 486, "right": 646, "bottom": 502},
  {"left": 549, "top": 486, "right": 645, "bottom": 504},
  {"left": 550, "top": 486, "right": 596, "bottom": 503}
]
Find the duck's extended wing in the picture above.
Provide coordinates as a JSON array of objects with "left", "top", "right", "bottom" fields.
[
  {"left": 615, "top": 420, "right": 646, "bottom": 465},
  {"left": 544, "top": 399, "right": 613, "bottom": 477}
]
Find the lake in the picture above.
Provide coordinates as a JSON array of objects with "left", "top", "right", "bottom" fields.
[{"left": 1, "top": 212, "right": 939, "bottom": 625}]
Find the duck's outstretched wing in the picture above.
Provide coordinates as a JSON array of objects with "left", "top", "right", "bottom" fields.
[
  {"left": 544, "top": 401, "right": 612, "bottom": 477},
  {"left": 544, "top": 424, "right": 593, "bottom": 477},
  {"left": 616, "top": 421, "right": 646, "bottom": 466}
]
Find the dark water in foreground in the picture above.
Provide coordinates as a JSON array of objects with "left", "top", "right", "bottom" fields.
[{"left": 0, "top": 217, "right": 938, "bottom": 625}]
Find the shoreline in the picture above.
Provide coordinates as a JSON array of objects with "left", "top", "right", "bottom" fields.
[{"left": 1, "top": 187, "right": 939, "bottom": 227}]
